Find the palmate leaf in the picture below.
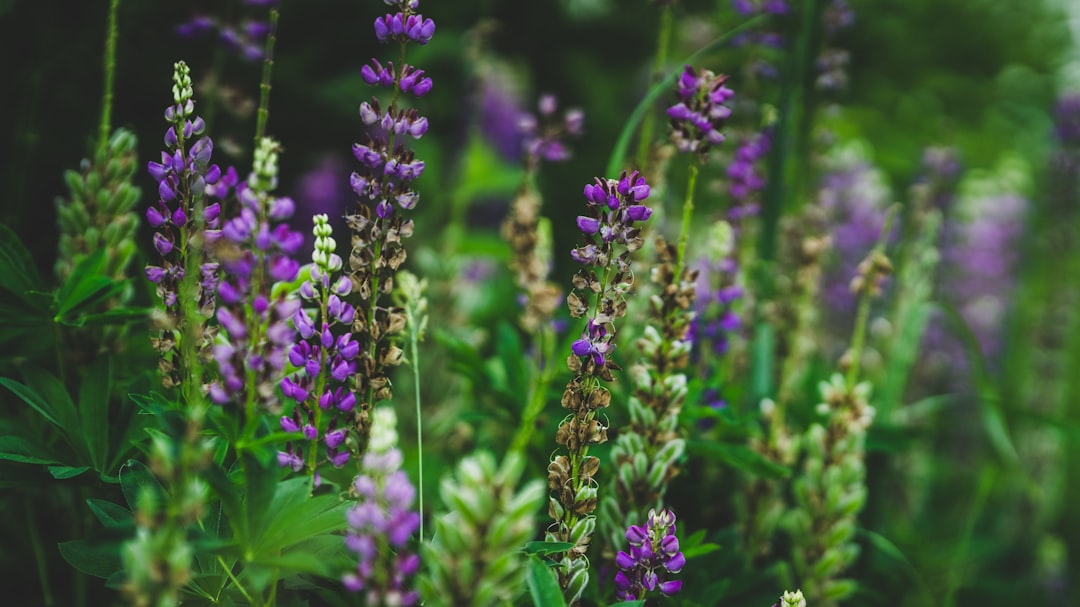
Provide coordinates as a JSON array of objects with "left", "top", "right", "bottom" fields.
[
  {"left": 120, "top": 458, "right": 167, "bottom": 511},
  {"left": 0, "top": 223, "right": 44, "bottom": 304},
  {"left": 526, "top": 554, "right": 568, "bottom": 607},
  {"left": 79, "top": 356, "right": 112, "bottom": 470},
  {"left": 53, "top": 248, "right": 125, "bottom": 321}
]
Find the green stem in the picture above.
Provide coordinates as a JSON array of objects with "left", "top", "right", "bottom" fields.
[
  {"left": 27, "top": 502, "right": 53, "bottom": 606},
  {"left": 634, "top": 3, "right": 673, "bottom": 170},
  {"left": 509, "top": 327, "right": 556, "bottom": 456},
  {"left": 845, "top": 205, "right": 897, "bottom": 389},
  {"left": 409, "top": 316, "right": 424, "bottom": 541},
  {"left": 217, "top": 556, "right": 257, "bottom": 605},
  {"left": 97, "top": 0, "right": 121, "bottom": 156},
  {"left": 672, "top": 163, "right": 699, "bottom": 281},
  {"left": 253, "top": 7, "right": 280, "bottom": 146}
]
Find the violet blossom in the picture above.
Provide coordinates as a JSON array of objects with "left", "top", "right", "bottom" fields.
[{"left": 613, "top": 508, "right": 686, "bottom": 600}]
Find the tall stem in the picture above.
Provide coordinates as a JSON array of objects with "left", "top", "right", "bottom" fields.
[
  {"left": 673, "top": 162, "right": 699, "bottom": 281},
  {"left": 409, "top": 320, "right": 424, "bottom": 541},
  {"left": 97, "top": 0, "right": 121, "bottom": 156},
  {"left": 253, "top": 8, "right": 280, "bottom": 146}
]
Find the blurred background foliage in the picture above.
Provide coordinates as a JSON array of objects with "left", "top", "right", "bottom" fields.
[{"left": 3, "top": 0, "right": 1080, "bottom": 605}]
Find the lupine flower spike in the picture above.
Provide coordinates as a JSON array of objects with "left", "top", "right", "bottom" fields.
[
  {"left": 502, "top": 93, "right": 583, "bottom": 333},
  {"left": 613, "top": 508, "right": 686, "bottom": 600},
  {"left": 547, "top": 170, "right": 652, "bottom": 606},
  {"left": 278, "top": 214, "right": 358, "bottom": 482},
  {"left": 209, "top": 137, "right": 303, "bottom": 416},
  {"left": 419, "top": 452, "right": 545, "bottom": 606},
  {"left": 346, "top": 0, "right": 433, "bottom": 456},
  {"left": 144, "top": 60, "right": 223, "bottom": 391},
  {"left": 344, "top": 407, "right": 421, "bottom": 605},
  {"left": 667, "top": 65, "right": 734, "bottom": 161},
  {"left": 124, "top": 61, "right": 218, "bottom": 607}
]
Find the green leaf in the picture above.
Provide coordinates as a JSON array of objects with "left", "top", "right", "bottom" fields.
[
  {"left": 49, "top": 465, "right": 90, "bottom": 479},
  {"left": 249, "top": 551, "right": 332, "bottom": 577},
  {"left": 495, "top": 321, "right": 528, "bottom": 399},
  {"left": 0, "top": 434, "right": 65, "bottom": 465},
  {"left": 608, "top": 602, "right": 646, "bottom": 607},
  {"left": 58, "top": 539, "right": 123, "bottom": 579},
  {"left": 119, "top": 459, "right": 166, "bottom": 511},
  {"left": 79, "top": 357, "right": 112, "bottom": 470},
  {"left": 523, "top": 541, "right": 576, "bottom": 556},
  {"left": 682, "top": 542, "right": 721, "bottom": 560},
  {"left": 54, "top": 248, "right": 108, "bottom": 317},
  {"left": 254, "top": 481, "right": 349, "bottom": 554},
  {"left": 0, "top": 223, "right": 43, "bottom": 303},
  {"left": 21, "top": 365, "right": 81, "bottom": 433},
  {"left": 526, "top": 554, "right": 568, "bottom": 607},
  {"left": 204, "top": 463, "right": 245, "bottom": 541},
  {"left": 87, "top": 498, "right": 133, "bottom": 528},
  {"left": 71, "top": 306, "right": 153, "bottom": 327},
  {"left": 0, "top": 377, "right": 63, "bottom": 428},
  {"left": 686, "top": 440, "right": 790, "bottom": 479},
  {"left": 243, "top": 452, "right": 280, "bottom": 544},
  {"left": 859, "top": 528, "right": 936, "bottom": 606}
]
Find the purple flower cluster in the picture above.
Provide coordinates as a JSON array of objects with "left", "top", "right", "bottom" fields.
[
  {"left": 732, "top": 0, "right": 789, "bottom": 15},
  {"left": 1054, "top": 93, "right": 1080, "bottom": 146},
  {"left": 352, "top": 1, "right": 433, "bottom": 220},
  {"left": 277, "top": 215, "right": 358, "bottom": 478},
  {"left": 518, "top": 94, "right": 584, "bottom": 171},
  {"left": 942, "top": 193, "right": 1027, "bottom": 359},
  {"left": 817, "top": 0, "right": 856, "bottom": 90},
  {"left": 614, "top": 508, "right": 686, "bottom": 600},
  {"left": 373, "top": 1, "right": 435, "bottom": 46},
  {"left": 144, "top": 62, "right": 222, "bottom": 387},
  {"left": 343, "top": 443, "right": 421, "bottom": 605},
  {"left": 567, "top": 171, "right": 653, "bottom": 371},
  {"left": 667, "top": 65, "right": 734, "bottom": 158},
  {"left": 818, "top": 160, "right": 890, "bottom": 317},
  {"left": 728, "top": 130, "right": 772, "bottom": 205},
  {"left": 571, "top": 170, "right": 653, "bottom": 265},
  {"left": 208, "top": 139, "right": 304, "bottom": 410},
  {"left": 176, "top": 1, "right": 277, "bottom": 62}
]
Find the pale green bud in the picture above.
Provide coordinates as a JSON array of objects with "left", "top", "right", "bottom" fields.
[{"left": 779, "top": 589, "right": 806, "bottom": 607}]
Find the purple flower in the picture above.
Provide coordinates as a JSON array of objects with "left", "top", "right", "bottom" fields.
[
  {"left": 613, "top": 508, "right": 686, "bottom": 601},
  {"left": 344, "top": 443, "right": 420, "bottom": 604},
  {"left": 668, "top": 65, "right": 734, "bottom": 158},
  {"left": 519, "top": 93, "right": 584, "bottom": 172},
  {"left": 572, "top": 318, "right": 613, "bottom": 367}
]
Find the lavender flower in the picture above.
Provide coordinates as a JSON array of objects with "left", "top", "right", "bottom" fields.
[
  {"left": 144, "top": 61, "right": 223, "bottom": 389},
  {"left": 667, "top": 65, "right": 734, "bottom": 159},
  {"left": 733, "top": 0, "right": 789, "bottom": 15},
  {"left": 208, "top": 138, "right": 303, "bottom": 412},
  {"left": 1055, "top": 93, "right": 1080, "bottom": 145},
  {"left": 501, "top": 94, "right": 582, "bottom": 333},
  {"left": 817, "top": 154, "right": 891, "bottom": 338},
  {"left": 728, "top": 130, "right": 771, "bottom": 203},
  {"left": 613, "top": 508, "right": 686, "bottom": 600},
  {"left": 277, "top": 215, "right": 358, "bottom": 480},
  {"left": 176, "top": 2, "right": 276, "bottom": 62},
  {"left": 518, "top": 93, "right": 584, "bottom": 171},
  {"left": 346, "top": 0, "right": 433, "bottom": 455},
  {"left": 941, "top": 192, "right": 1026, "bottom": 358},
  {"left": 344, "top": 407, "right": 421, "bottom": 605}
]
